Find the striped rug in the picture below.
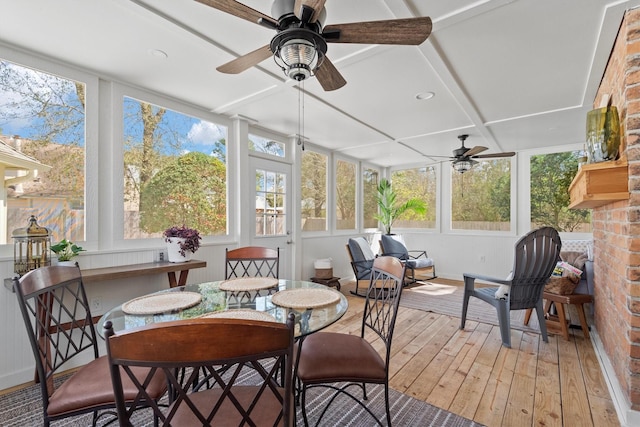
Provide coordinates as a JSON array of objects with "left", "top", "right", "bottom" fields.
[{"left": 0, "top": 368, "right": 484, "bottom": 426}]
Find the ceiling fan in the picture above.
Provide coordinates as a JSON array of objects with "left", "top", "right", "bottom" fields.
[
  {"left": 429, "top": 134, "right": 516, "bottom": 174},
  {"left": 194, "top": 0, "right": 432, "bottom": 91}
]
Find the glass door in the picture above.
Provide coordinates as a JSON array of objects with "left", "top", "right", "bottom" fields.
[{"left": 250, "top": 156, "right": 292, "bottom": 278}]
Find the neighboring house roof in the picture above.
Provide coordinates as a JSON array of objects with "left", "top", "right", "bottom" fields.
[
  {"left": 0, "top": 137, "right": 51, "bottom": 171},
  {"left": 0, "top": 136, "right": 55, "bottom": 198}
]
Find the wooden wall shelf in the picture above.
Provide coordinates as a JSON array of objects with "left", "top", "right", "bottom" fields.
[{"left": 569, "top": 159, "right": 629, "bottom": 209}]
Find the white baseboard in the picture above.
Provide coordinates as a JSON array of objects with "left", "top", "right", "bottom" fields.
[{"left": 591, "top": 327, "right": 640, "bottom": 427}]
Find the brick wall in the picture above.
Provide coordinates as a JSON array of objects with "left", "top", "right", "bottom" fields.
[{"left": 595, "top": 9, "right": 640, "bottom": 409}]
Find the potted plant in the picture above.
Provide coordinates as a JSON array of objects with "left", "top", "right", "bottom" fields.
[
  {"left": 50, "top": 239, "right": 85, "bottom": 265},
  {"left": 163, "top": 225, "right": 201, "bottom": 262},
  {"left": 374, "top": 178, "right": 427, "bottom": 235}
]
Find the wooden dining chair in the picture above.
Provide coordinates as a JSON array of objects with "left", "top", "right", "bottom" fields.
[
  {"left": 225, "top": 246, "right": 280, "bottom": 279},
  {"left": 13, "top": 265, "right": 167, "bottom": 426},
  {"left": 225, "top": 246, "right": 281, "bottom": 303},
  {"left": 105, "top": 314, "right": 295, "bottom": 426},
  {"left": 295, "top": 256, "right": 405, "bottom": 426}
]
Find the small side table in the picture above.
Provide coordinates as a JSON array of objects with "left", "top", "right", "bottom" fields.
[{"left": 310, "top": 276, "right": 341, "bottom": 291}]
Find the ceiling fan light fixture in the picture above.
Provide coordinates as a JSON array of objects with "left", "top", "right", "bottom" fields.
[
  {"left": 275, "top": 38, "right": 320, "bottom": 81},
  {"left": 452, "top": 160, "right": 472, "bottom": 173}
]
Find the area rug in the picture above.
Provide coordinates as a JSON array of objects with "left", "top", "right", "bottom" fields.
[
  {"left": 399, "top": 281, "right": 541, "bottom": 333},
  {"left": 0, "top": 370, "right": 484, "bottom": 427}
]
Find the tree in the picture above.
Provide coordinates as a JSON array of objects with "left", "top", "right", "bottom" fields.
[
  {"left": 139, "top": 152, "right": 226, "bottom": 234},
  {"left": 0, "top": 60, "right": 85, "bottom": 144},
  {"left": 391, "top": 167, "right": 435, "bottom": 226},
  {"left": 301, "top": 151, "right": 327, "bottom": 218},
  {"left": 451, "top": 159, "right": 511, "bottom": 230},
  {"left": 335, "top": 159, "right": 356, "bottom": 227},
  {"left": 530, "top": 152, "right": 590, "bottom": 231},
  {"left": 363, "top": 168, "right": 379, "bottom": 228}
]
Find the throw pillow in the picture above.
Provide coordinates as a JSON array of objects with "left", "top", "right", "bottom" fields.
[{"left": 560, "top": 250, "right": 588, "bottom": 272}]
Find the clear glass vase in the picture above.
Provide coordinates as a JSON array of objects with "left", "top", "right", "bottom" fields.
[{"left": 586, "top": 106, "right": 620, "bottom": 163}]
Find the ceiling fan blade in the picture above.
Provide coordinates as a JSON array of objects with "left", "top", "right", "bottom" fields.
[
  {"left": 473, "top": 152, "right": 516, "bottom": 159},
  {"left": 294, "top": 0, "right": 326, "bottom": 23},
  {"left": 315, "top": 57, "right": 346, "bottom": 91},
  {"left": 323, "top": 17, "right": 432, "bottom": 45},
  {"left": 424, "top": 155, "right": 455, "bottom": 159},
  {"left": 463, "top": 146, "right": 488, "bottom": 157},
  {"left": 194, "top": 0, "right": 277, "bottom": 27},
  {"left": 216, "top": 45, "right": 272, "bottom": 74}
]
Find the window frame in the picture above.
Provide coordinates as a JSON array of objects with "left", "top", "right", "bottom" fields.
[
  {"left": 519, "top": 143, "right": 592, "bottom": 239},
  {"left": 332, "top": 154, "right": 358, "bottom": 233},
  {"left": 0, "top": 49, "right": 98, "bottom": 255},
  {"left": 300, "top": 145, "right": 330, "bottom": 235},
  {"left": 361, "top": 162, "right": 382, "bottom": 233},
  {"left": 387, "top": 164, "right": 439, "bottom": 232},
  {"left": 111, "top": 83, "right": 232, "bottom": 250}
]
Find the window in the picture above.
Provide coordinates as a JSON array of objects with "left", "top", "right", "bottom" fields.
[
  {"left": 0, "top": 59, "right": 86, "bottom": 243},
  {"left": 391, "top": 167, "right": 436, "bottom": 229},
  {"left": 336, "top": 159, "right": 356, "bottom": 230},
  {"left": 451, "top": 159, "right": 511, "bottom": 231},
  {"left": 530, "top": 151, "right": 591, "bottom": 232},
  {"left": 123, "top": 96, "right": 227, "bottom": 238},
  {"left": 363, "top": 167, "right": 379, "bottom": 229},
  {"left": 301, "top": 150, "right": 327, "bottom": 231},
  {"left": 255, "top": 168, "right": 286, "bottom": 236},
  {"left": 249, "top": 134, "right": 285, "bottom": 157}
]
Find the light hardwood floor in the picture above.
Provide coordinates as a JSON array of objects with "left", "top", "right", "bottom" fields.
[{"left": 329, "top": 280, "right": 620, "bottom": 427}]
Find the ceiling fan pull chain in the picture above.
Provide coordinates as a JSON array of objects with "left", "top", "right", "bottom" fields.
[{"left": 297, "top": 82, "right": 305, "bottom": 150}]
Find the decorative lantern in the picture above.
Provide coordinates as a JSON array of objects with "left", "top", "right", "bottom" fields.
[{"left": 12, "top": 215, "right": 51, "bottom": 276}]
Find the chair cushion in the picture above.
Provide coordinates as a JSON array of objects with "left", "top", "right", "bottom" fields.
[
  {"left": 348, "top": 237, "right": 375, "bottom": 261},
  {"left": 406, "top": 258, "right": 434, "bottom": 269},
  {"left": 296, "top": 332, "right": 386, "bottom": 384},
  {"left": 47, "top": 356, "right": 167, "bottom": 416},
  {"left": 380, "top": 234, "right": 409, "bottom": 260}
]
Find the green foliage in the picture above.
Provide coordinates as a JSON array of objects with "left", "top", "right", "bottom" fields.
[
  {"left": 390, "top": 168, "right": 436, "bottom": 224},
  {"left": 362, "top": 168, "right": 379, "bottom": 228},
  {"left": 139, "top": 152, "right": 226, "bottom": 234},
  {"left": 451, "top": 159, "right": 511, "bottom": 227},
  {"left": 336, "top": 160, "right": 356, "bottom": 227},
  {"left": 374, "top": 178, "right": 427, "bottom": 234},
  {"left": 301, "top": 151, "right": 327, "bottom": 218},
  {"left": 530, "top": 152, "right": 590, "bottom": 231},
  {"left": 51, "top": 239, "right": 85, "bottom": 261}
]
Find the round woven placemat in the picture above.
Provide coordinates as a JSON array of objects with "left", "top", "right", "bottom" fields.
[
  {"left": 122, "top": 292, "right": 202, "bottom": 315},
  {"left": 271, "top": 288, "right": 340, "bottom": 310},
  {"left": 200, "top": 309, "right": 275, "bottom": 322},
  {"left": 219, "top": 277, "right": 279, "bottom": 292}
]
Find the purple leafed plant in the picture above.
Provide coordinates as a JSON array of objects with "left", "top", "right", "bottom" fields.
[{"left": 163, "top": 225, "right": 201, "bottom": 257}]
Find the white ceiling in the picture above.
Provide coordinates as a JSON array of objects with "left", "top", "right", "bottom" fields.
[{"left": 0, "top": 0, "right": 636, "bottom": 167}]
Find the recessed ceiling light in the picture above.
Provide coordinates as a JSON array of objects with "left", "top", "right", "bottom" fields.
[
  {"left": 416, "top": 91, "right": 435, "bottom": 100},
  {"left": 148, "top": 49, "right": 168, "bottom": 59}
]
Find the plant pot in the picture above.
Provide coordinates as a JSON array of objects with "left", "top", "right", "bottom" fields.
[
  {"left": 166, "top": 237, "right": 193, "bottom": 263},
  {"left": 56, "top": 260, "right": 76, "bottom": 267}
]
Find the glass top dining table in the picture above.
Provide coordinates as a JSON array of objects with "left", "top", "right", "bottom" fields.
[{"left": 97, "top": 279, "right": 349, "bottom": 339}]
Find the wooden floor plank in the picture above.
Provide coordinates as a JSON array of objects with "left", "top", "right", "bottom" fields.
[
  {"left": 472, "top": 330, "right": 524, "bottom": 426},
  {"left": 558, "top": 336, "right": 594, "bottom": 427},
  {"left": 389, "top": 315, "right": 460, "bottom": 393},
  {"left": 427, "top": 322, "right": 492, "bottom": 410},
  {"left": 533, "top": 333, "right": 563, "bottom": 427},
  {"left": 502, "top": 332, "right": 539, "bottom": 426}
]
